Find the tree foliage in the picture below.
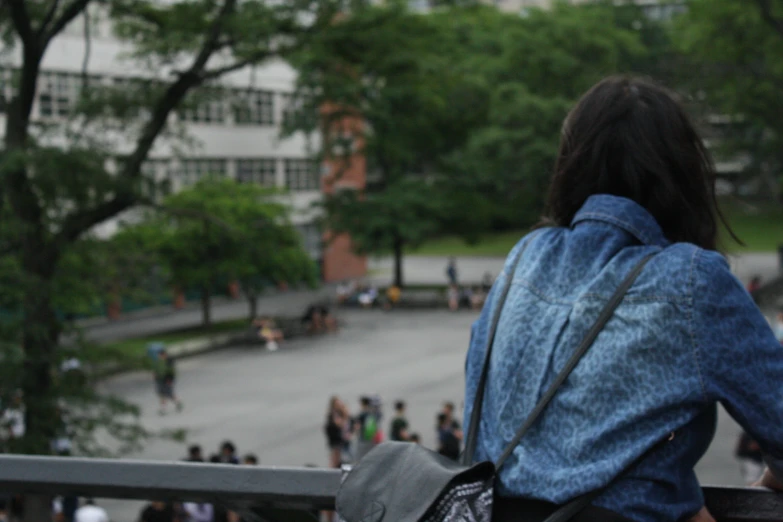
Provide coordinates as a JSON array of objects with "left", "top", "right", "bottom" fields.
[
  {"left": 118, "top": 178, "right": 317, "bottom": 326},
  {"left": 0, "top": 0, "right": 340, "bottom": 473},
  {"left": 288, "top": 2, "right": 647, "bottom": 285},
  {"left": 674, "top": 0, "right": 783, "bottom": 201}
]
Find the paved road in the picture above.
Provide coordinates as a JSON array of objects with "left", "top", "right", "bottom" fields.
[{"left": 97, "top": 310, "right": 747, "bottom": 522}]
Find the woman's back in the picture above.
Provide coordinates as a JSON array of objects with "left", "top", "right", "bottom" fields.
[{"left": 465, "top": 195, "right": 783, "bottom": 522}]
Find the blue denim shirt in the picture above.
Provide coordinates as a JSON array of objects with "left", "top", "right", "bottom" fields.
[{"left": 464, "top": 194, "right": 783, "bottom": 522}]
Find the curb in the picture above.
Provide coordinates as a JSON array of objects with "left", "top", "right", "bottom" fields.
[
  {"left": 95, "top": 331, "right": 252, "bottom": 380},
  {"left": 166, "top": 332, "right": 249, "bottom": 359},
  {"left": 77, "top": 297, "right": 238, "bottom": 329}
]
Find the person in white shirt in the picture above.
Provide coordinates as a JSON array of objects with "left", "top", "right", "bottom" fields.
[
  {"left": 74, "top": 499, "right": 109, "bottom": 522},
  {"left": 182, "top": 502, "right": 213, "bottom": 522}
]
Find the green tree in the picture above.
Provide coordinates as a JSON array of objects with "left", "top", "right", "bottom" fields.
[
  {"left": 675, "top": 0, "right": 783, "bottom": 202},
  {"left": 447, "top": 2, "right": 645, "bottom": 230},
  {"left": 288, "top": 4, "right": 500, "bottom": 286},
  {"left": 0, "top": 0, "right": 340, "bottom": 478},
  {"left": 288, "top": 1, "right": 646, "bottom": 285},
  {"left": 120, "top": 178, "right": 316, "bottom": 326}
]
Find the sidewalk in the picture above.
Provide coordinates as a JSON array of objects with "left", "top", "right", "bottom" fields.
[
  {"left": 368, "top": 253, "right": 781, "bottom": 287},
  {"left": 83, "top": 286, "right": 335, "bottom": 344}
]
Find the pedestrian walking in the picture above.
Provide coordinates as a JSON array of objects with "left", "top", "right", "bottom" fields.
[
  {"left": 389, "top": 400, "right": 410, "bottom": 442},
  {"left": 354, "top": 396, "right": 379, "bottom": 461},
  {"left": 153, "top": 350, "right": 182, "bottom": 415},
  {"left": 446, "top": 257, "right": 458, "bottom": 286},
  {"left": 325, "top": 397, "right": 350, "bottom": 468}
]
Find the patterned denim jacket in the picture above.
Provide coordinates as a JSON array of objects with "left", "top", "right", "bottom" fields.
[{"left": 464, "top": 194, "right": 783, "bottom": 522}]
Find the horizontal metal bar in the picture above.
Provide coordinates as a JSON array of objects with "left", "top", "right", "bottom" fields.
[
  {"left": 0, "top": 455, "right": 341, "bottom": 510},
  {"left": 703, "top": 486, "right": 783, "bottom": 522},
  {"left": 0, "top": 456, "right": 782, "bottom": 521}
]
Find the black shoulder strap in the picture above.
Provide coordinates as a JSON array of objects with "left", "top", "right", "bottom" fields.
[{"left": 464, "top": 249, "right": 655, "bottom": 470}]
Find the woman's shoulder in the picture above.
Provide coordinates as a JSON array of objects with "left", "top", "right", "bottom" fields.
[{"left": 647, "top": 243, "right": 738, "bottom": 303}]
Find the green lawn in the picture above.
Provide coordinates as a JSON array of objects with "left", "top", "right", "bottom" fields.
[
  {"left": 722, "top": 203, "right": 783, "bottom": 252},
  {"left": 409, "top": 201, "right": 783, "bottom": 257},
  {"left": 106, "top": 318, "right": 250, "bottom": 358},
  {"left": 408, "top": 230, "right": 526, "bottom": 257}
]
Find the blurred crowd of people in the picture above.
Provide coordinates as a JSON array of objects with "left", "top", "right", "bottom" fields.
[{"left": 324, "top": 396, "right": 464, "bottom": 468}]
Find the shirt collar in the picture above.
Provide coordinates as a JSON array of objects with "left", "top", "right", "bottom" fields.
[{"left": 570, "top": 194, "right": 670, "bottom": 247}]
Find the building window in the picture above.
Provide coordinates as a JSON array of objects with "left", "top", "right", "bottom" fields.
[
  {"left": 297, "top": 223, "right": 322, "bottom": 259},
  {"left": 179, "top": 89, "right": 226, "bottom": 124},
  {"left": 141, "top": 159, "right": 171, "bottom": 199},
  {"left": 180, "top": 159, "right": 227, "bottom": 186},
  {"left": 233, "top": 89, "right": 274, "bottom": 125},
  {"left": 38, "top": 71, "right": 75, "bottom": 118},
  {"left": 236, "top": 159, "right": 277, "bottom": 187},
  {"left": 284, "top": 159, "right": 319, "bottom": 191}
]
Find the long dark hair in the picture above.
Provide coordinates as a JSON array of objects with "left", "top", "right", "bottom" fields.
[{"left": 542, "top": 76, "right": 738, "bottom": 251}]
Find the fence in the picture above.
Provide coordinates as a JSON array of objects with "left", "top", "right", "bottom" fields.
[{"left": 0, "top": 455, "right": 781, "bottom": 522}]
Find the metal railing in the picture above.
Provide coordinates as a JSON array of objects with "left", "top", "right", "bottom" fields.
[{"left": 0, "top": 455, "right": 782, "bottom": 521}]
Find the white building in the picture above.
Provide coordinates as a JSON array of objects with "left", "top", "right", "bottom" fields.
[{"left": 0, "top": 10, "right": 323, "bottom": 260}]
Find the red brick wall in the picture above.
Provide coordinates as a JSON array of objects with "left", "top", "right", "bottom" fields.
[
  {"left": 320, "top": 108, "right": 368, "bottom": 283},
  {"left": 322, "top": 232, "right": 367, "bottom": 283}
]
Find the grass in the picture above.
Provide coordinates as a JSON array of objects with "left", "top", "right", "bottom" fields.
[
  {"left": 105, "top": 317, "right": 250, "bottom": 358},
  {"left": 408, "top": 200, "right": 783, "bottom": 257},
  {"left": 408, "top": 230, "right": 526, "bottom": 257},
  {"left": 722, "top": 202, "right": 783, "bottom": 253}
]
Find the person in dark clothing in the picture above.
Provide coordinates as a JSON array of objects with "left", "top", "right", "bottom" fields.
[
  {"left": 138, "top": 502, "right": 176, "bottom": 522},
  {"left": 354, "top": 396, "right": 379, "bottom": 461},
  {"left": 325, "top": 396, "right": 349, "bottom": 468},
  {"left": 243, "top": 454, "right": 258, "bottom": 465},
  {"left": 437, "top": 413, "right": 460, "bottom": 461},
  {"left": 736, "top": 431, "right": 765, "bottom": 484},
  {"left": 446, "top": 258, "right": 458, "bottom": 286},
  {"left": 442, "top": 401, "right": 463, "bottom": 445},
  {"left": 389, "top": 400, "right": 410, "bottom": 442},
  {"left": 153, "top": 350, "right": 182, "bottom": 415},
  {"left": 219, "top": 441, "right": 239, "bottom": 464},
  {"left": 186, "top": 444, "right": 203, "bottom": 462}
]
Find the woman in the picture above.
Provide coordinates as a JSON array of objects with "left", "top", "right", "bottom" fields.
[
  {"left": 324, "top": 396, "right": 348, "bottom": 469},
  {"left": 464, "top": 76, "right": 783, "bottom": 522}
]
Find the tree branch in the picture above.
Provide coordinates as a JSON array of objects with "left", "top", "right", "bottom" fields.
[
  {"left": 189, "top": 0, "right": 239, "bottom": 75},
  {"left": 55, "top": 0, "right": 239, "bottom": 244},
  {"left": 6, "top": 0, "right": 36, "bottom": 47},
  {"left": 56, "top": 191, "right": 136, "bottom": 245},
  {"left": 200, "top": 51, "right": 273, "bottom": 81},
  {"left": 754, "top": 0, "right": 783, "bottom": 38},
  {"left": 43, "top": 0, "right": 92, "bottom": 46},
  {"left": 80, "top": 6, "right": 92, "bottom": 94},
  {"left": 39, "top": 0, "right": 62, "bottom": 38}
]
